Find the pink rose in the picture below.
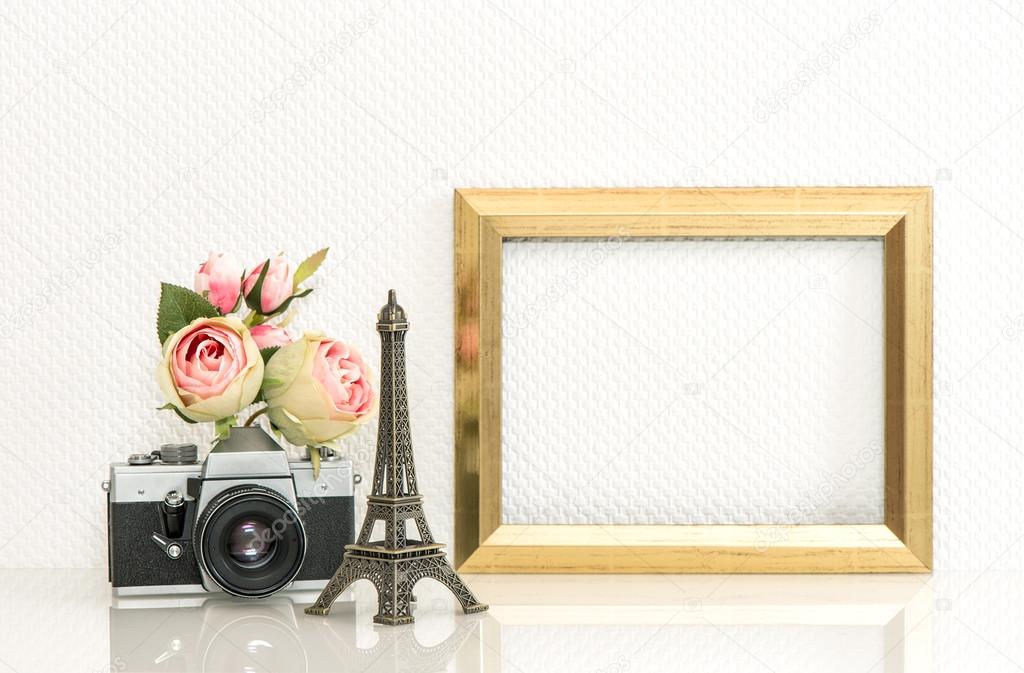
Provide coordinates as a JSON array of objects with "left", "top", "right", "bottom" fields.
[
  {"left": 250, "top": 323, "right": 295, "bottom": 349},
  {"left": 194, "top": 253, "right": 243, "bottom": 314},
  {"left": 263, "top": 333, "right": 376, "bottom": 446},
  {"left": 312, "top": 340, "right": 375, "bottom": 416},
  {"left": 157, "top": 317, "right": 263, "bottom": 423},
  {"left": 243, "top": 255, "right": 295, "bottom": 313}
]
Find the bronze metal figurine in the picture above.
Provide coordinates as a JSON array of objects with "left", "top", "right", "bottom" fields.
[{"left": 305, "top": 290, "right": 488, "bottom": 625}]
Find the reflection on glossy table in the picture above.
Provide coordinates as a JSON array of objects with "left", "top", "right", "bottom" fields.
[{"left": 9, "top": 568, "right": 1012, "bottom": 673}]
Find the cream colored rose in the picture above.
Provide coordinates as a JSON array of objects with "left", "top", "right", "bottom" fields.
[
  {"left": 157, "top": 316, "right": 264, "bottom": 423},
  {"left": 263, "top": 332, "right": 376, "bottom": 447}
]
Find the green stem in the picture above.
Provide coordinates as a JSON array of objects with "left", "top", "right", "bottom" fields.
[
  {"left": 308, "top": 445, "right": 321, "bottom": 480},
  {"left": 243, "top": 406, "right": 269, "bottom": 427},
  {"left": 243, "top": 311, "right": 268, "bottom": 328}
]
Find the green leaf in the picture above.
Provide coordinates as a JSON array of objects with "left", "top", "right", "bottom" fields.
[
  {"left": 243, "top": 259, "right": 271, "bottom": 315},
  {"left": 156, "top": 402, "right": 198, "bottom": 424},
  {"left": 259, "top": 346, "right": 280, "bottom": 366},
  {"left": 158, "top": 283, "right": 219, "bottom": 344},
  {"left": 293, "top": 247, "right": 328, "bottom": 290}
]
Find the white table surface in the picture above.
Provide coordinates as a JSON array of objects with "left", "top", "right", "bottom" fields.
[{"left": 0, "top": 569, "right": 1015, "bottom": 672}]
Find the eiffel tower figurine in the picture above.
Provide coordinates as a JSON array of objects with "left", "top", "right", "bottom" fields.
[{"left": 305, "top": 290, "right": 488, "bottom": 625}]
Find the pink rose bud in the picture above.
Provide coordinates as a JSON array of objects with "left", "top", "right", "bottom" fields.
[
  {"left": 194, "top": 253, "right": 243, "bottom": 314},
  {"left": 243, "top": 255, "right": 295, "bottom": 313},
  {"left": 250, "top": 323, "right": 295, "bottom": 349}
]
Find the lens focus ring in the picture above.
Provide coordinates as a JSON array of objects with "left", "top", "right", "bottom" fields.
[{"left": 193, "top": 484, "right": 307, "bottom": 599}]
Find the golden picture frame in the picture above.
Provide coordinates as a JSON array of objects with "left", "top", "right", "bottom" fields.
[{"left": 454, "top": 187, "right": 932, "bottom": 573}]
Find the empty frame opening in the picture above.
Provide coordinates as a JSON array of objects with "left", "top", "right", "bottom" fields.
[{"left": 501, "top": 237, "right": 885, "bottom": 526}]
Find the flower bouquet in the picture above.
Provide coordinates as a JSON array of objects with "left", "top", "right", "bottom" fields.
[{"left": 155, "top": 249, "right": 376, "bottom": 475}]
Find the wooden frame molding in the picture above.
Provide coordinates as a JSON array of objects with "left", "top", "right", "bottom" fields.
[{"left": 454, "top": 187, "right": 932, "bottom": 573}]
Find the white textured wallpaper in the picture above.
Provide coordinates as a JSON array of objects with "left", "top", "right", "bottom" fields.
[
  {"left": 502, "top": 237, "right": 885, "bottom": 525},
  {"left": 0, "top": 0, "right": 1022, "bottom": 581}
]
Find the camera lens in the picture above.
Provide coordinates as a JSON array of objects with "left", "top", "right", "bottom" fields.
[
  {"left": 227, "top": 518, "right": 276, "bottom": 567},
  {"left": 194, "top": 485, "right": 306, "bottom": 598}
]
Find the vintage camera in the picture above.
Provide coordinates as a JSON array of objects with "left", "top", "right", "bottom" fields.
[{"left": 104, "top": 426, "right": 356, "bottom": 598}]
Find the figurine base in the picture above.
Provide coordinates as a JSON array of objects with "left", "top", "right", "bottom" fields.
[
  {"left": 373, "top": 614, "right": 416, "bottom": 626},
  {"left": 304, "top": 545, "right": 488, "bottom": 625}
]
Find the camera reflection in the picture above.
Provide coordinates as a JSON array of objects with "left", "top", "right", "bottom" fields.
[{"left": 108, "top": 590, "right": 483, "bottom": 672}]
